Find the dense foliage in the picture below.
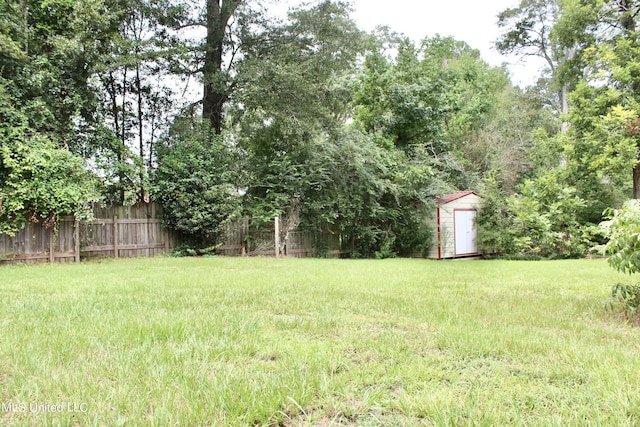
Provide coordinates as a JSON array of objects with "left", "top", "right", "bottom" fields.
[
  {"left": 0, "top": 84, "right": 99, "bottom": 235},
  {"left": 601, "top": 200, "right": 640, "bottom": 275},
  {"left": 601, "top": 200, "right": 640, "bottom": 321},
  {"left": 476, "top": 0, "right": 639, "bottom": 260},
  {"left": 153, "top": 122, "right": 244, "bottom": 244},
  {"left": 1, "top": 0, "right": 639, "bottom": 258}
]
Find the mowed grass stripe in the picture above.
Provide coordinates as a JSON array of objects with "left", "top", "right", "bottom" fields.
[{"left": 0, "top": 258, "right": 638, "bottom": 426}]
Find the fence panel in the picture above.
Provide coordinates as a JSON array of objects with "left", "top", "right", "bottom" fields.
[
  {"left": 0, "top": 217, "right": 78, "bottom": 264},
  {"left": 1, "top": 207, "right": 348, "bottom": 264},
  {"left": 215, "top": 216, "right": 345, "bottom": 258},
  {"left": 285, "top": 231, "right": 312, "bottom": 258},
  {"left": 248, "top": 228, "right": 277, "bottom": 257},
  {"left": 216, "top": 218, "right": 249, "bottom": 256},
  {"left": 285, "top": 230, "right": 343, "bottom": 258},
  {"left": 0, "top": 203, "right": 176, "bottom": 265},
  {"left": 80, "top": 203, "right": 170, "bottom": 259}
]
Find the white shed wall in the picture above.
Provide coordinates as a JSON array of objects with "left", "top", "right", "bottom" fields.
[{"left": 428, "top": 193, "right": 481, "bottom": 259}]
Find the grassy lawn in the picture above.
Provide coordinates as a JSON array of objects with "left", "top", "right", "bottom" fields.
[{"left": 0, "top": 257, "right": 639, "bottom": 426}]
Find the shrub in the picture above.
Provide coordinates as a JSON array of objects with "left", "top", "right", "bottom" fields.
[
  {"left": 610, "top": 283, "right": 640, "bottom": 323},
  {"left": 601, "top": 200, "right": 640, "bottom": 323},
  {"left": 169, "top": 243, "right": 218, "bottom": 257},
  {"left": 312, "top": 239, "right": 329, "bottom": 258},
  {"left": 153, "top": 121, "right": 244, "bottom": 246},
  {"left": 478, "top": 171, "right": 595, "bottom": 259},
  {"left": 375, "top": 234, "right": 397, "bottom": 259},
  {"left": 601, "top": 200, "right": 640, "bottom": 275},
  {"left": 476, "top": 175, "right": 516, "bottom": 256},
  {"left": 1, "top": 135, "right": 99, "bottom": 235}
]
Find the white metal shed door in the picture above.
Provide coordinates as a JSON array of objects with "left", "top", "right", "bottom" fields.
[{"left": 454, "top": 210, "right": 477, "bottom": 256}]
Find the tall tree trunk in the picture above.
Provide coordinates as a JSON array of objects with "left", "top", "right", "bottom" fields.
[
  {"left": 202, "top": 0, "right": 241, "bottom": 133},
  {"left": 120, "top": 67, "right": 128, "bottom": 203},
  {"left": 618, "top": 0, "right": 639, "bottom": 198},
  {"left": 136, "top": 61, "right": 145, "bottom": 200},
  {"left": 22, "top": 0, "right": 28, "bottom": 55},
  {"left": 560, "top": 83, "right": 570, "bottom": 133},
  {"left": 634, "top": 162, "right": 640, "bottom": 200}
]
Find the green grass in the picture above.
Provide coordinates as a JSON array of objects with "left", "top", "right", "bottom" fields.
[{"left": 0, "top": 257, "right": 639, "bottom": 426}]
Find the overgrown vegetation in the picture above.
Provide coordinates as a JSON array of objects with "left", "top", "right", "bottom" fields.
[
  {"left": 477, "top": 170, "right": 602, "bottom": 259},
  {"left": 153, "top": 122, "right": 244, "bottom": 245},
  {"left": 1, "top": 0, "right": 639, "bottom": 258},
  {"left": 0, "top": 82, "right": 99, "bottom": 235},
  {"left": 601, "top": 200, "right": 640, "bottom": 322}
]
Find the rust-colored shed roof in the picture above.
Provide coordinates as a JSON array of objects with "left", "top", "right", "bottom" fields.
[{"left": 436, "top": 190, "right": 479, "bottom": 205}]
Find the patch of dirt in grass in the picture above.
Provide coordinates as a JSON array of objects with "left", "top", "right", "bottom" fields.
[
  {"left": 281, "top": 406, "right": 430, "bottom": 427},
  {"left": 277, "top": 395, "right": 438, "bottom": 427},
  {"left": 344, "top": 346, "right": 384, "bottom": 365},
  {"left": 279, "top": 399, "right": 364, "bottom": 427}
]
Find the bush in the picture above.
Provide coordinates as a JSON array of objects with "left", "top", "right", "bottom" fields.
[
  {"left": 169, "top": 243, "right": 218, "bottom": 257},
  {"left": 0, "top": 135, "right": 99, "bottom": 235},
  {"left": 375, "top": 234, "right": 397, "bottom": 259},
  {"left": 601, "top": 200, "right": 640, "bottom": 274},
  {"left": 476, "top": 175, "right": 516, "bottom": 256},
  {"left": 478, "top": 172, "right": 596, "bottom": 259},
  {"left": 153, "top": 121, "right": 244, "bottom": 245},
  {"left": 601, "top": 201, "right": 640, "bottom": 324},
  {"left": 312, "top": 239, "right": 329, "bottom": 258},
  {"left": 610, "top": 284, "right": 640, "bottom": 324}
]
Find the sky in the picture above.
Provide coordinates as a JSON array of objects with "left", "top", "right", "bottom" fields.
[
  {"left": 268, "top": 0, "right": 546, "bottom": 86},
  {"left": 348, "top": 0, "right": 546, "bottom": 87}
]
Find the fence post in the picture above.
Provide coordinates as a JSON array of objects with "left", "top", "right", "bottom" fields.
[
  {"left": 74, "top": 220, "right": 80, "bottom": 262},
  {"left": 113, "top": 216, "right": 119, "bottom": 259},
  {"left": 164, "top": 228, "right": 170, "bottom": 253},
  {"left": 274, "top": 216, "right": 280, "bottom": 258},
  {"left": 49, "top": 228, "right": 54, "bottom": 263},
  {"left": 242, "top": 217, "right": 249, "bottom": 256}
]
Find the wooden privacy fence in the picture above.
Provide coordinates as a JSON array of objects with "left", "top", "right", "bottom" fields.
[
  {"left": 1, "top": 206, "right": 344, "bottom": 264},
  {"left": 216, "top": 216, "right": 344, "bottom": 258},
  {"left": 0, "top": 203, "right": 179, "bottom": 264}
]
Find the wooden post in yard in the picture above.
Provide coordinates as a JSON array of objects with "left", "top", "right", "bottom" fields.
[
  {"left": 164, "top": 228, "right": 170, "bottom": 253},
  {"left": 242, "top": 217, "right": 249, "bottom": 256},
  {"left": 49, "top": 228, "right": 55, "bottom": 263},
  {"left": 74, "top": 220, "right": 80, "bottom": 262},
  {"left": 274, "top": 216, "right": 280, "bottom": 258},
  {"left": 113, "top": 216, "right": 119, "bottom": 259}
]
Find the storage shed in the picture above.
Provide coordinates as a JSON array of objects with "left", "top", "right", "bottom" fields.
[{"left": 428, "top": 191, "right": 481, "bottom": 259}]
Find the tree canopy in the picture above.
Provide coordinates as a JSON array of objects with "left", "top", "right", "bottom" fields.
[{"left": 1, "top": 0, "right": 639, "bottom": 258}]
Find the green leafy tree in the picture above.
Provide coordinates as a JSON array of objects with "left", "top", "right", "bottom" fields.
[
  {"left": 478, "top": 167, "right": 595, "bottom": 258},
  {"left": 353, "top": 34, "right": 512, "bottom": 192},
  {"left": 558, "top": 0, "right": 640, "bottom": 198},
  {"left": 601, "top": 199, "right": 640, "bottom": 321},
  {"left": 0, "top": 84, "right": 99, "bottom": 235},
  {"left": 476, "top": 174, "right": 516, "bottom": 256},
  {"left": 271, "top": 128, "right": 436, "bottom": 258},
  {"left": 0, "top": 0, "right": 126, "bottom": 148},
  {"left": 353, "top": 35, "right": 462, "bottom": 152},
  {"left": 86, "top": 0, "right": 190, "bottom": 203},
  {"left": 153, "top": 120, "right": 244, "bottom": 245},
  {"left": 602, "top": 199, "right": 640, "bottom": 274},
  {"left": 233, "top": 1, "right": 364, "bottom": 220},
  {"left": 495, "top": 0, "right": 597, "bottom": 118}
]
